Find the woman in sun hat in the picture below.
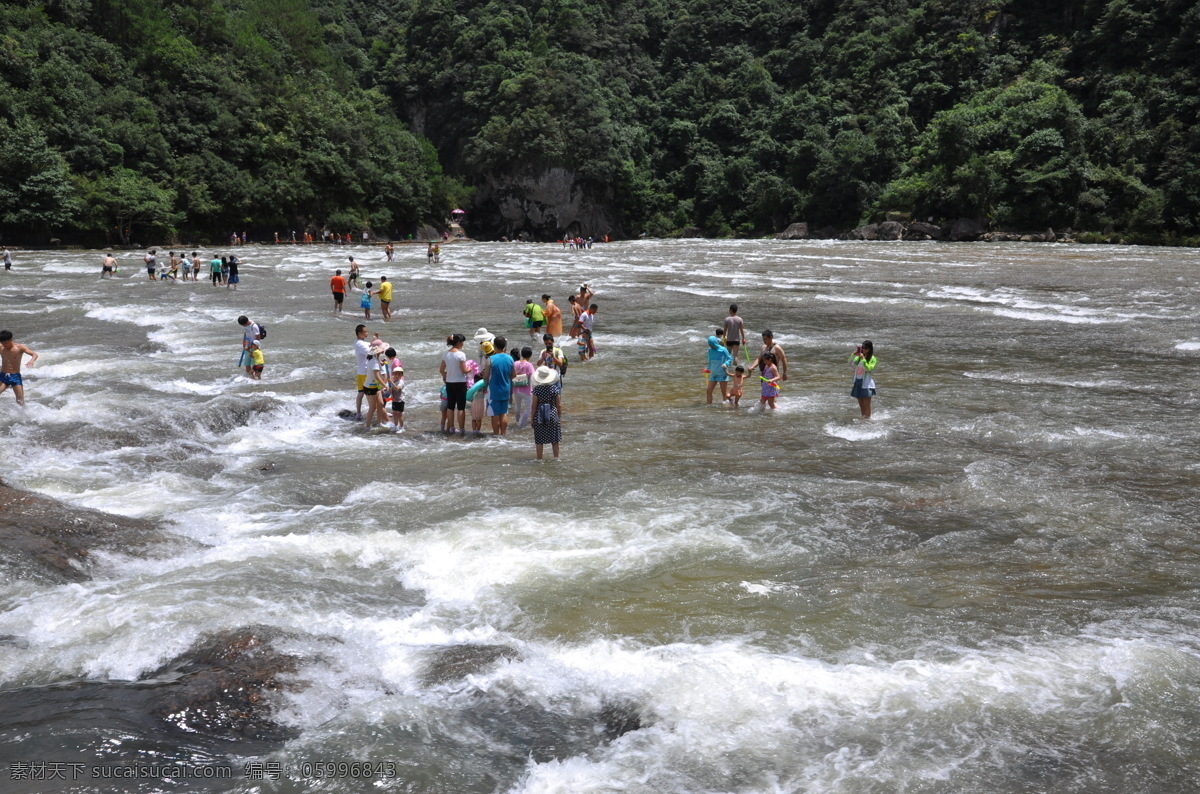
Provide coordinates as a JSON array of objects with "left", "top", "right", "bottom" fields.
[{"left": 530, "top": 365, "right": 562, "bottom": 459}]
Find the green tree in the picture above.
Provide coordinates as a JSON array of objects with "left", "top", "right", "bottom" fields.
[
  {"left": 0, "top": 119, "right": 79, "bottom": 238},
  {"left": 75, "top": 168, "right": 180, "bottom": 245}
]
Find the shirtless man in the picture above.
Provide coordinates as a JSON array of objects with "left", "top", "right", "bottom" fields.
[
  {"left": 542, "top": 294, "right": 562, "bottom": 338},
  {"left": 101, "top": 253, "right": 117, "bottom": 278},
  {"left": 751, "top": 329, "right": 788, "bottom": 381},
  {"left": 723, "top": 304, "right": 746, "bottom": 360},
  {"left": 0, "top": 330, "right": 39, "bottom": 406}
]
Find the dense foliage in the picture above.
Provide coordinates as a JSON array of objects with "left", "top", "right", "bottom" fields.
[{"left": 1, "top": 0, "right": 1198, "bottom": 243}]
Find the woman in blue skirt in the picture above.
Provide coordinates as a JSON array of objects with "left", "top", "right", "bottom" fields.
[{"left": 849, "top": 340, "right": 877, "bottom": 419}]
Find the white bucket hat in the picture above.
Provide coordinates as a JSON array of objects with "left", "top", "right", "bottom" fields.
[
  {"left": 532, "top": 366, "right": 560, "bottom": 386},
  {"left": 473, "top": 327, "right": 495, "bottom": 342}
]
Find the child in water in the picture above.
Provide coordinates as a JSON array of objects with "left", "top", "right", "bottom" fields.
[
  {"left": 849, "top": 340, "right": 877, "bottom": 419},
  {"left": 248, "top": 342, "right": 264, "bottom": 380},
  {"left": 725, "top": 364, "right": 748, "bottom": 408},
  {"left": 384, "top": 347, "right": 405, "bottom": 431},
  {"left": 759, "top": 352, "right": 780, "bottom": 410},
  {"left": 361, "top": 281, "right": 373, "bottom": 319}
]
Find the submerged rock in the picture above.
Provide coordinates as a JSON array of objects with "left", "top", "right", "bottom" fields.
[
  {"left": 0, "top": 481, "right": 167, "bottom": 583},
  {"left": 420, "top": 644, "right": 519, "bottom": 686},
  {"left": 0, "top": 628, "right": 301, "bottom": 773},
  {"left": 148, "top": 628, "right": 301, "bottom": 745}
]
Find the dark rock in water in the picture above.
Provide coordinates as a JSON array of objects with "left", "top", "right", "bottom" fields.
[
  {"left": 946, "top": 217, "right": 986, "bottom": 241},
  {"left": 197, "top": 395, "right": 284, "bottom": 434},
  {"left": 0, "top": 481, "right": 167, "bottom": 584},
  {"left": 775, "top": 222, "right": 809, "bottom": 240},
  {"left": 877, "top": 221, "right": 905, "bottom": 240},
  {"left": 843, "top": 224, "right": 879, "bottom": 240},
  {"left": 0, "top": 628, "right": 300, "bottom": 777},
  {"left": 598, "top": 701, "right": 643, "bottom": 741},
  {"left": 905, "top": 221, "right": 942, "bottom": 239},
  {"left": 421, "top": 644, "right": 518, "bottom": 686},
  {"left": 148, "top": 628, "right": 300, "bottom": 745},
  {"left": 460, "top": 694, "right": 642, "bottom": 765}
]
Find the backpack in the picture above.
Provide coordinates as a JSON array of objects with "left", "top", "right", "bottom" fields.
[
  {"left": 257, "top": 323, "right": 267, "bottom": 340},
  {"left": 556, "top": 347, "right": 568, "bottom": 375},
  {"left": 535, "top": 401, "right": 554, "bottom": 426}
]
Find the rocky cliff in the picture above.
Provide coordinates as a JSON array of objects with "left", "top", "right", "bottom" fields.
[{"left": 472, "top": 169, "right": 623, "bottom": 241}]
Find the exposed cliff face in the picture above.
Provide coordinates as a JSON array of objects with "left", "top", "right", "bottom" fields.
[{"left": 472, "top": 168, "right": 623, "bottom": 241}]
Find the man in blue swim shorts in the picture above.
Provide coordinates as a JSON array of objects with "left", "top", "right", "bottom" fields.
[
  {"left": 487, "top": 336, "right": 515, "bottom": 437},
  {"left": 0, "top": 330, "right": 39, "bottom": 406}
]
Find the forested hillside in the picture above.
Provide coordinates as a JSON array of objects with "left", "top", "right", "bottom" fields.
[{"left": 1, "top": 0, "right": 1197, "bottom": 244}]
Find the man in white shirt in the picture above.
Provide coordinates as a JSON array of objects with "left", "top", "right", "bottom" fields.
[
  {"left": 238, "top": 315, "right": 262, "bottom": 376},
  {"left": 353, "top": 324, "right": 371, "bottom": 419}
]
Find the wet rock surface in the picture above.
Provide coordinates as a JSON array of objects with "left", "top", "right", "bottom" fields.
[
  {"left": 420, "top": 644, "right": 518, "bottom": 686},
  {"left": 0, "top": 481, "right": 169, "bottom": 584},
  {"left": 0, "top": 628, "right": 301, "bottom": 790}
]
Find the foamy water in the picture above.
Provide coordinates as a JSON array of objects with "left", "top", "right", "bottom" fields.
[{"left": 1, "top": 239, "right": 1199, "bottom": 792}]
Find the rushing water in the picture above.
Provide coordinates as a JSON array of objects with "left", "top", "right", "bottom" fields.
[{"left": 1, "top": 239, "right": 1199, "bottom": 793}]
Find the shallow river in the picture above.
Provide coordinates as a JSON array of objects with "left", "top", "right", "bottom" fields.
[{"left": 1, "top": 239, "right": 1199, "bottom": 793}]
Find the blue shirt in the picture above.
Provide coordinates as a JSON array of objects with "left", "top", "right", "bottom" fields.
[
  {"left": 488, "top": 353, "right": 515, "bottom": 399},
  {"left": 707, "top": 337, "right": 732, "bottom": 380}
]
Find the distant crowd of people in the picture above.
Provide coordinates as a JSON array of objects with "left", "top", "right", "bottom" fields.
[
  {"left": 1, "top": 248, "right": 877, "bottom": 447},
  {"left": 128, "top": 249, "right": 245, "bottom": 287},
  {"left": 704, "top": 303, "right": 877, "bottom": 417},
  {"left": 337, "top": 285, "right": 599, "bottom": 460}
]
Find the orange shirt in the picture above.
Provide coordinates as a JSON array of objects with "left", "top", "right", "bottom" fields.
[{"left": 330, "top": 275, "right": 346, "bottom": 293}]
